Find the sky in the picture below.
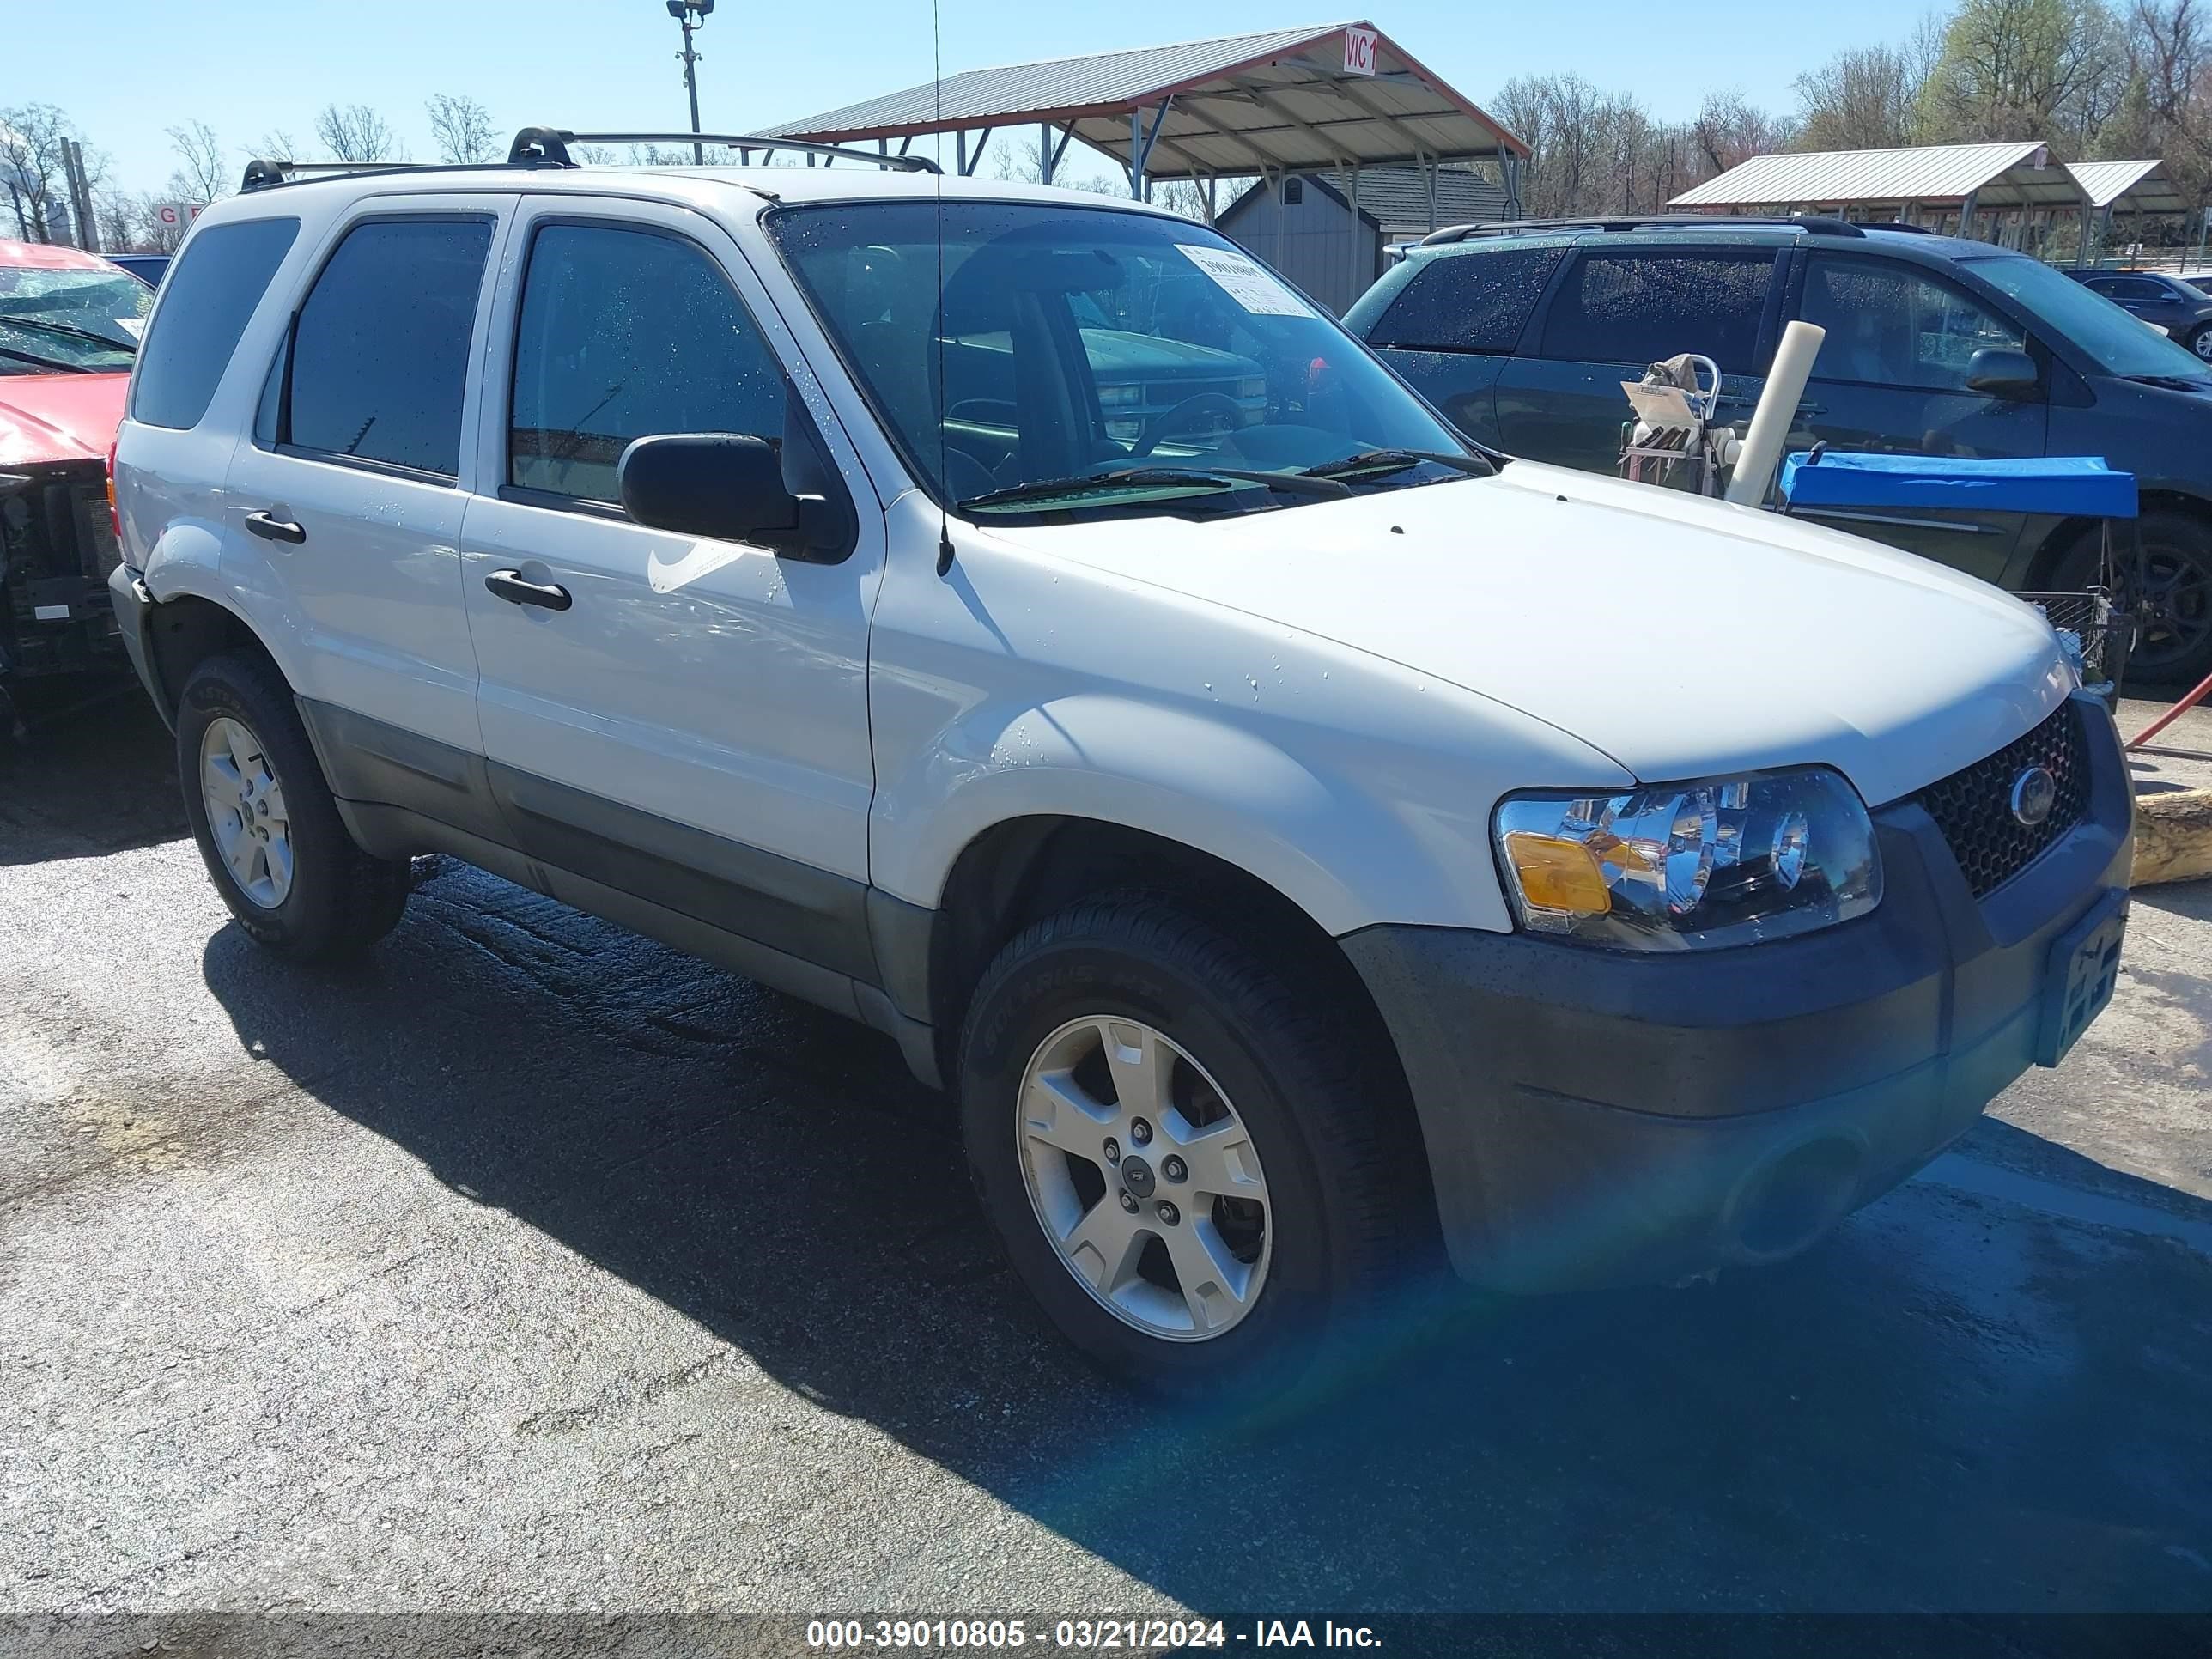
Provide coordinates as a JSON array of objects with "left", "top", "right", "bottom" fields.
[{"left": 22, "top": 0, "right": 1943, "bottom": 200}]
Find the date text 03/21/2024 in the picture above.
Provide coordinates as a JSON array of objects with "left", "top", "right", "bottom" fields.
[{"left": 804, "top": 1619, "right": 1383, "bottom": 1649}]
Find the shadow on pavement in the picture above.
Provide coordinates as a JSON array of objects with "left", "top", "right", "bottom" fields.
[
  {"left": 0, "top": 678, "right": 183, "bottom": 866},
  {"left": 193, "top": 857, "right": 2212, "bottom": 1617}
]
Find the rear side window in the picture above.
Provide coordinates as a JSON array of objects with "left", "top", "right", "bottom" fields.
[
  {"left": 130, "top": 217, "right": 299, "bottom": 430},
  {"left": 507, "top": 222, "right": 787, "bottom": 502},
  {"left": 1538, "top": 249, "right": 1775, "bottom": 372},
  {"left": 282, "top": 217, "right": 492, "bottom": 477},
  {"left": 1366, "top": 246, "right": 1565, "bottom": 353}
]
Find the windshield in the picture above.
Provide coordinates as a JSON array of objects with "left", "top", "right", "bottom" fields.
[
  {"left": 768, "top": 201, "right": 1479, "bottom": 520},
  {"left": 0, "top": 263, "right": 149, "bottom": 373},
  {"left": 1965, "top": 255, "right": 2212, "bottom": 382}
]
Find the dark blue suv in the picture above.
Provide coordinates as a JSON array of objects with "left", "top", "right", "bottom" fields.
[{"left": 1347, "top": 216, "right": 2212, "bottom": 681}]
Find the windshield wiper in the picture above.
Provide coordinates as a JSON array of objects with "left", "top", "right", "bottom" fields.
[
  {"left": 0, "top": 343, "right": 88, "bottom": 374},
  {"left": 0, "top": 313, "right": 138, "bottom": 354},
  {"left": 1299, "top": 447, "right": 1494, "bottom": 481},
  {"left": 959, "top": 464, "right": 1351, "bottom": 511}
]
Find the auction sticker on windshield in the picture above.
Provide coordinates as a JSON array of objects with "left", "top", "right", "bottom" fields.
[{"left": 1176, "top": 244, "right": 1312, "bottom": 317}]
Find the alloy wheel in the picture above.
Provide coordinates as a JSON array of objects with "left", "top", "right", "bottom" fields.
[
  {"left": 2118, "top": 539, "right": 2212, "bottom": 677},
  {"left": 1016, "top": 1016, "right": 1271, "bottom": 1340},
  {"left": 199, "top": 715, "right": 294, "bottom": 908}
]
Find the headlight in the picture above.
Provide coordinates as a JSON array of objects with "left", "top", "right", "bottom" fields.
[{"left": 1494, "top": 768, "right": 1881, "bottom": 950}]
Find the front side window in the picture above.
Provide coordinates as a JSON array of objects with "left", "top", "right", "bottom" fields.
[
  {"left": 769, "top": 201, "right": 1480, "bottom": 521},
  {"left": 1802, "top": 255, "right": 2026, "bottom": 392},
  {"left": 127, "top": 217, "right": 297, "bottom": 423},
  {"left": 508, "top": 223, "right": 788, "bottom": 502},
  {"left": 1538, "top": 249, "right": 1776, "bottom": 373},
  {"left": 283, "top": 217, "right": 492, "bottom": 476}
]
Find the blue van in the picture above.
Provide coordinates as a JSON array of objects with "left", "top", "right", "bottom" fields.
[{"left": 1348, "top": 216, "right": 2212, "bottom": 681}]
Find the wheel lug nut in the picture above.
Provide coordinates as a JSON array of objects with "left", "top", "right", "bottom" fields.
[
  {"left": 1103, "top": 1137, "right": 1120, "bottom": 1164},
  {"left": 1155, "top": 1200, "right": 1180, "bottom": 1225},
  {"left": 1129, "top": 1118, "right": 1152, "bottom": 1146},
  {"left": 1118, "top": 1191, "right": 1139, "bottom": 1215},
  {"left": 1162, "top": 1156, "right": 1187, "bottom": 1182}
]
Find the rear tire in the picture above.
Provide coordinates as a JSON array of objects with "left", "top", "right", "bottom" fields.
[
  {"left": 177, "top": 651, "right": 410, "bottom": 963},
  {"left": 2050, "top": 507, "right": 2212, "bottom": 686},
  {"left": 2187, "top": 323, "right": 2212, "bottom": 365},
  {"left": 957, "top": 892, "right": 1429, "bottom": 1395}
]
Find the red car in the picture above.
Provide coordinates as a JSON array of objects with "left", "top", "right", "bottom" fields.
[{"left": 1, "top": 237, "right": 149, "bottom": 712}]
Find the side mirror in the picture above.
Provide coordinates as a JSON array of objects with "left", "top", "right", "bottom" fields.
[
  {"left": 1964, "top": 347, "right": 2039, "bottom": 398},
  {"left": 617, "top": 433, "right": 845, "bottom": 557}
]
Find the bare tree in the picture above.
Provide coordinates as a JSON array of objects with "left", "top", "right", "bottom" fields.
[
  {"left": 426, "top": 94, "right": 498, "bottom": 165},
  {"left": 256, "top": 128, "right": 307, "bottom": 162},
  {"left": 1690, "top": 90, "right": 1797, "bottom": 178},
  {"left": 165, "top": 120, "right": 229, "bottom": 204},
  {"left": 314, "top": 103, "right": 405, "bottom": 164},
  {"left": 1795, "top": 46, "right": 1936, "bottom": 149},
  {"left": 0, "top": 102, "right": 83, "bottom": 242}
]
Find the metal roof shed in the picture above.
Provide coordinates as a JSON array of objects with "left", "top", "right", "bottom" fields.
[
  {"left": 763, "top": 21, "right": 1530, "bottom": 215},
  {"left": 1668, "top": 141, "right": 2083, "bottom": 239}
]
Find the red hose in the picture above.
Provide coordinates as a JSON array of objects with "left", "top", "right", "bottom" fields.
[{"left": 2127, "top": 665, "right": 2212, "bottom": 749}]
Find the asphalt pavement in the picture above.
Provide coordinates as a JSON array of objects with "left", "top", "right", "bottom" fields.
[{"left": 3, "top": 686, "right": 2209, "bottom": 1649}]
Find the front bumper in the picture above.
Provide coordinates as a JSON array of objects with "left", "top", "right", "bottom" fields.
[{"left": 1343, "top": 694, "right": 2135, "bottom": 1292}]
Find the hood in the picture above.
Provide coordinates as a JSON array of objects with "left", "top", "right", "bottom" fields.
[
  {"left": 0, "top": 371, "right": 129, "bottom": 469},
  {"left": 993, "top": 462, "right": 2071, "bottom": 807}
]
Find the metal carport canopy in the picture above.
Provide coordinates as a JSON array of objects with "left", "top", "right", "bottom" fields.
[
  {"left": 2065, "top": 158, "right": 2191, "bottom": 215},
  {"left": 1669, "top": 141, "right": 2083, "bottom": 210},
  {"left": 760, "top": 21, "right": 1529, "bottom": 184}
]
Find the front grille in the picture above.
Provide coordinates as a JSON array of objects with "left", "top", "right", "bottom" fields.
[{"left": 1913, "top": 700, "right": 2090, "bottom": 899}]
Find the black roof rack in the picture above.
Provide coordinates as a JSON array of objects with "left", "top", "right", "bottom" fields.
[
  {"left": 1418, "top": 213, "right": 1873, "bottom": 245},
  {"left": 240, "top": 125, "right": 942, "bottom": 191},
  {"left": 507, "top": 127, "right": 940, "bottom": 173}
]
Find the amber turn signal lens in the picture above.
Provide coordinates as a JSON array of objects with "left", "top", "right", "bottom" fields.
[{"left": 1501, "top": 831, "right": 1611, "bottom": 916}]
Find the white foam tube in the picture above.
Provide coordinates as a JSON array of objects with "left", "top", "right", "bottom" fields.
[{"left": 1723, "top": 319, "right": 1826, "bottom": 507}]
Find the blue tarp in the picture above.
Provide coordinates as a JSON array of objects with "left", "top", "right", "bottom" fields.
[{"left": 1778, "top": 452, "right": 2138, "bottom": 520}]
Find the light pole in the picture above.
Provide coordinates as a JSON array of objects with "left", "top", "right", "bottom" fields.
[{"left": 665, "top": 0, "right": 714, "bottom": 166}]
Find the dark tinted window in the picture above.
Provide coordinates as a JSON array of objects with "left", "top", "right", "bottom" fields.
[
  {"left": 1538, "top": 249, "right": 1775, "bottom": 371},
  {"left": 509, "top": 223, "right": 786, "bottom": 501},
  {"left": 287, "top": 218, "right": 491, "bottom": 475},
  {"left": 1368, "top": 246, "right": 1566, "bottom": 352},
  {"left": 131, "top": 217, "right": 299, "bottom": 429},
  {"left": 1283, "top": 178, "right": 1304, "bottom": 205},
  {"left": 1801, "top": 255, "right": 2024, "bottom": 391}
]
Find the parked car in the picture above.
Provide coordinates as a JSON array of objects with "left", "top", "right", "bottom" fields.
[
  {"left": 0, "top": 238, "right": 148, "bottom": 705},
  {"left": 1347, "top": 216, "right": 2212, "bottom": 681},
  {"left": 112, "top": 155, "right": 2130, "bottom": 1392},
  {"left": 2064, "top": 266, "right": 2212, "bottom": 358},
  {"left": 109, "top": 252, "right": 173, "bottom": 289}
]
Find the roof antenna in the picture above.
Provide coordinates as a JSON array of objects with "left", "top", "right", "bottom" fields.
[{"left": 933, "top": 0, "right": 954, "bottom": 578}]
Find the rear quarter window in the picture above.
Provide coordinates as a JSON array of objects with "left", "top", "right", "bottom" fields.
[
  {"left": 1537, "top": 248, "right": 1776, "bottom": 372},
  {"left": 130, "top": 217, "right": 301, "bottom": 430},
  {"left": 1366, "top": 246, "right": 1565, "bottom": 353}
]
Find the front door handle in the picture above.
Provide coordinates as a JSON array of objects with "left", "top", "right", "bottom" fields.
[
  {"left": 484, "top": 569, "right": 573, "bottom": 611},
  {"left": 245, "top": 510, "right": 306, "bottom": 544}
]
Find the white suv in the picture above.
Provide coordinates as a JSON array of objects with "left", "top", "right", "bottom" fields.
[{"left": 111, "top": 139, "right": 2132, "bottom": 1391}]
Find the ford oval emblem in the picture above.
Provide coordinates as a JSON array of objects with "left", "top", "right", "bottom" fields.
[{"left": 2009, "top": 765, "right": 2057, "bottom": 828}]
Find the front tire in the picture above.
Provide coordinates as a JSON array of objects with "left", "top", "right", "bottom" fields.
[
  {"left": 2050, "top": 507, "right": 2212, "bottom": 685},
  {"left": 958, "top": 893, "right": 1427, "bottom": 1395},
  {"left": 177, "top": 651, "right": 410, "bottom": 962},
  {"left": 2188, "top": 323, "right": 2212, "bottom": 365}
]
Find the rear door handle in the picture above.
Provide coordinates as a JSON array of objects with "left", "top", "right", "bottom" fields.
[
  {"left": 245, "top": 510, "right": 306, "bottom": 544},
  {"left": 484, "top": 569, "right": 573, "bottom": 611}
]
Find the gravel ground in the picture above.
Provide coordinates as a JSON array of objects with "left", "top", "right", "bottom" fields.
[{"left": 2, "top": 686, "right": 2209, "bottom": 1649}]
